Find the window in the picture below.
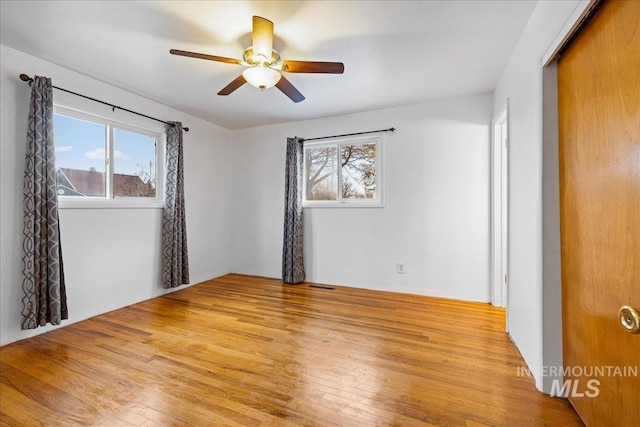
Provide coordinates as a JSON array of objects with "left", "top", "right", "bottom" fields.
[
  {"left": 53, "top": 107, "right": 163, "bottom": 207},
  {"left": 303, "top": 135, "right": 383, "bottom": 207}
]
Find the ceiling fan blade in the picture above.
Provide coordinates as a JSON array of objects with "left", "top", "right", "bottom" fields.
[
  {"left": 252, "top": 16, "right": 274, "bottom": 60},
  {"left": 217, "top": 75, "right": 247, "bottom": 96},
  {"left": 276, "top": 75, "right": 305, "bottom": 103},
  {"left": 170, "top": 49, "right": 243, "bottom": 65},
  {"left": 281, "top": 60, "right": 345, "bottom": 74}
]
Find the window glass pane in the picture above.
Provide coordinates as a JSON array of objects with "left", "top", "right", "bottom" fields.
[
  {"left": 54, "top": 114, "right": 106, "bottom": 197},
  {"left": 113, "top": 128, "right": 156, "bottom": 198},
  {"left": 340, "top": 143, "right": 376, "bottom": 199},
  {"left": 305, "top": 146, "right": 337, "bottom": 200}
]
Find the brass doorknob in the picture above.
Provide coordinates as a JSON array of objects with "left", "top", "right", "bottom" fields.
[{"left": 619, "top": 306, "right": 640, "bottom": 334}]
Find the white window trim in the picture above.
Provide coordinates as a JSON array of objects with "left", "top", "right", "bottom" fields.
[
  {"left": 54, "top": 105, "right": 165, "bottom": 209},
  {"left": 303, "top": 134, "right": 384, "bottom": 208}
]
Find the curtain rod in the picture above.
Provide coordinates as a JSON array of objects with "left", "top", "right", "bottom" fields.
[
  {"left": 19, "top": 74, "right": 189, "bottom": 132},
  {"left": 301, "top": 127, "right": 395, "bottom": 142}
]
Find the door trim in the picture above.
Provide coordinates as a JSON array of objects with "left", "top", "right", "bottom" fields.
[
  {"left": 492, "top": 104, "right": 509, "bottom": 312},
  {"left": 543, "top": 0, "right": 600, "bottom": 66}
]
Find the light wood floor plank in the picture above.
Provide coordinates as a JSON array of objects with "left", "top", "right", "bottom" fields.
[{"left": 0, "top": 274, "right": 582, "bottom": 426}]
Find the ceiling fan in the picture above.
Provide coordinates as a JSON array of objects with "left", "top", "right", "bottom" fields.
[{"left": 170, "top": 16, "right": 344, "bottom": 103}]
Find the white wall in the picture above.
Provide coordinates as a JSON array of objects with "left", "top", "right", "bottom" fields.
[
  {"left": 0, "top": 45, "right": 233, "bottom": 345},
  {"left": 232, "top": 94, "right": 492, "bottom": 301},
  {"left": 492, "top": 0, "right": 584, "bottom": 392}
]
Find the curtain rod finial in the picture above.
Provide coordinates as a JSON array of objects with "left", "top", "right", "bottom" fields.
[
  {"left": 19, "top": 73, "right": 32, "bottom": 82},
  {"left": 171, "top": 123, "right": 189, "bottom": 132}
]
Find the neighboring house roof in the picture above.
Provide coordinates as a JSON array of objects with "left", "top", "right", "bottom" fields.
[{"left": 57, "top": 168, "right": 154, "bottom": 197}]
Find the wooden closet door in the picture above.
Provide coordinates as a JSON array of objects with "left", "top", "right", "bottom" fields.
[{"left": 558, "top": 0, "right": 640, "bottom": 425}]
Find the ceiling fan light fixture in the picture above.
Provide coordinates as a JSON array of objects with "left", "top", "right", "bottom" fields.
[
  {"left": 170, "top": 15, "right": 343, "bottom": 102},
  {"left": 242, "top": 65, "right": 281, "bottom": 91}
]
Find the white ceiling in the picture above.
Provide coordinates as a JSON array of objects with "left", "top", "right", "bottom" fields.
[{"left": 0, "top": 1, "right": 537, "bottom": 130}]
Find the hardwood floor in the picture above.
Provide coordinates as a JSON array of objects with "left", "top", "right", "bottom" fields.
[{"left": 0, "top": 274, "right": 582, "bottom": 426}]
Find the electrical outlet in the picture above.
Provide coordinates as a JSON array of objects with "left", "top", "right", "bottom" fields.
[{"left": 396, "top": 262, "right": 405, "bottom": 274}]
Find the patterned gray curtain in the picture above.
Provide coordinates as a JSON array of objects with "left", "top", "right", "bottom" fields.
[
  {"left": 282, "top": 137, "right": 305, "bottom": 284},
  {"left": 21, "top": 75, "right": 68, "bottom": 329},
  {"left": 162, "top": 122, "right": 189, "bottom": 288}
]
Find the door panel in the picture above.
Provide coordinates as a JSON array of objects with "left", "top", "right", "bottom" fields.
[{"left": 559, "top": 0, "right": 640, "bottom": 425}]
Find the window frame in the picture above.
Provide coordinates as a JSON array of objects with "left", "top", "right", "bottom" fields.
[
  {"left": 302, "top": 134, "right": 384, "bottom": 208},
  {"left": 54, "top": 105, "right": 165, "bottom": 209}
]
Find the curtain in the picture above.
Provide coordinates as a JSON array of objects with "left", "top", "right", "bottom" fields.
[
  {"left": 21, "top": 75, "right": 68, "bottom": 329},
  {"left": 162, "top": 122, "right": 189, "bottom": 288},
  {"left": 282, "top": 137, "right": 305, "bottom": 284}
]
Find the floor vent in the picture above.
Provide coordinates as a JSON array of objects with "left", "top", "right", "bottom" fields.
[{"left": 309, "top": 285, "right": 335, "bottom": 291}]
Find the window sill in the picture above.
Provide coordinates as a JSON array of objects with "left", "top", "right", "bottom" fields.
[
  {"left": 303, "top": 200, "right": 384, "bottom": 209},
  {"left": 58, "top": 198, "right": 164, "bottom": 209}
]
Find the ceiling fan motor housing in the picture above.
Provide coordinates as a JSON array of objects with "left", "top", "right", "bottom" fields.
[{"left": 243, "top": 47, "right": 280, "bottom": 68}]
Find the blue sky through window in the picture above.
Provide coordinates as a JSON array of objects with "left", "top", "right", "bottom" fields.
[
  {"left": 54, "top": 114, "right": 156, "bottom": 177},
  {"left": 113, "top": 128, "right": 156, "bottom": 177}
]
